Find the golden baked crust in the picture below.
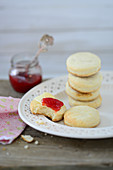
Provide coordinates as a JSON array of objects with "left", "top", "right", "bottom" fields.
[
  {"left": 67, "top": 67, "right": 101, "bottom": 77},
  {"left": 68, "top": 95, "right": 102, "bottom": 109},
  {"left": 30, "top": 92, "right": 67, "bottom": 122},
  {"left": 66, "top": 82, "right": 100, "bottom": 101},
  {"left": 66, "top": 52, "right": 101, "bottom": 77},
  {"left": 21, "top": 135, "right": 34, "bottom": 143},
  {"left": 64, "top": 106, "right": 100, "bottom": 128},
  {"left": 68, "top": 72, "right": 103, "bottom": 93}
]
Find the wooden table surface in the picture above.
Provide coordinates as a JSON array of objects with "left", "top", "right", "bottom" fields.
[{"left": 0, "top": 80, "right": 113, "bottom": 169}]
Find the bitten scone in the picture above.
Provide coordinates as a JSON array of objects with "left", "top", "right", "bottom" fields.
[
  {"left": 64, "top": 106, "right": 100, "bottom": 128},
  {"left": 68, "top": 72, "right": 103, "bottom": 93},
  {"left": 30, "top": 92, "right": 67, "bottom": 121},
  {"left": 66, "top": 52, "right": 101, "bottom": 77},
  {"left": 66, "top": 82, "right": 100, "bottom": 101},
  {"left": 68, "top": 95, "right": 102, "bottom": 109}
]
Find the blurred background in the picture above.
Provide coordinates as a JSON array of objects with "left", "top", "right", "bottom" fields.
[{"left": 0, "top": 0, "right": 113, "bottom": 79}]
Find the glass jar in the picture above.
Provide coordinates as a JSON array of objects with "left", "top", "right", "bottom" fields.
[{"left": 9, "top": 53, "right": 42, "bottom": 93}]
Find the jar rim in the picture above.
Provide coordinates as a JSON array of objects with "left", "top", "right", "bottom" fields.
[{"left": 11, "top": 52, "right": 39, "bottom": 68}]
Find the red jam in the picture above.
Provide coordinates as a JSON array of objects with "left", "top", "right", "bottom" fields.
[
  {"left": 9, "top": 73, "right": 42, "bottom": 93},
  {"left": 42, "top": 97, "right": 64, "bottom": 111}
]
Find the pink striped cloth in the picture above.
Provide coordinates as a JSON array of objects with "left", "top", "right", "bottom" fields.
[{"left": 0, "top": 96, "right": 26, "bottom": 145}]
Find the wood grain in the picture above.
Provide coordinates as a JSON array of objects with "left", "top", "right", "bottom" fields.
[
  {"left": 0, "top": 80, "right": 113, "bottom": 167},
  {"left": 0, "top": 0, "right": 113, "bottom": 79},
  {"left": 0, "top": 0, "right": 113, "bottom": 31}
]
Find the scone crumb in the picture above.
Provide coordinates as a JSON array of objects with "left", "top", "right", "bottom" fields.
[
  {"left": 2, "top": 147, "right": 6, "bottom": 151},
  {"left": 24, "top": 145, "right": 29, "bottom": 149},
  {"left": 34, "top": 140, "right": 39, "bottom": 145},
  {"left": 21, "top": 135, "right": 34, "bottom": 143},
  {"left": 36, "top": 120, "right": 45, "bottom": 125}
]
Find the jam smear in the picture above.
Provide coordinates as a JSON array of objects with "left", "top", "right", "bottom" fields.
[
  {"left": 9, "top": 73, "right": 42, "bottom": 93},
  {"left": 42, "top": 97, "right": 64, "bottom": 111}
]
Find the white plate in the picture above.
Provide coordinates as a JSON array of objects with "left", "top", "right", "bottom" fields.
[{"left": 18, "top": 71, "right": 113, "bottom": 139}]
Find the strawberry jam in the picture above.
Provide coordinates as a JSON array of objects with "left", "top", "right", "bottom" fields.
[
  {"left": 9, "top": 53, "right": 42, "bottom": 93},
  {"left": 9, "top": 73, "right": 42, "bottom": 93},
  {"left": 42, "top": 97, "right": 64, "bottom": 111}
]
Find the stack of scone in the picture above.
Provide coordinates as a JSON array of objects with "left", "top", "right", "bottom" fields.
[{"left": 66, "top": 52, "right": 103, "bottom": 109}]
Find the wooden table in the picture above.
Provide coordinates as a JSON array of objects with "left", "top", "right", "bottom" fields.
[{"left": 0, "top": 80, "right": 113, "bottom": 170}]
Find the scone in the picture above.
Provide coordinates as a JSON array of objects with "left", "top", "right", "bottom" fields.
[
  {"left": 68, "top": 95, "right": 102, "bottom": 109},
  {"left": 68, "top": 72, "right": 103, "bottom": 93},
  {"left": 64, "top": 106, "right": 100, "bottom": 128},
  {"left": 66, "top": 82, "right": 100, "bottom": 101},
  {"left": 66, "top": 52, "right": 101, "bottom": 77},
  {"left": 30, "top": 92, "right": 67, "bottom": 121}
]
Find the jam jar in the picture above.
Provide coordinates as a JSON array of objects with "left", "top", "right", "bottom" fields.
[{"left": 9, "top": 53, "right": 42, "bottom": 93}]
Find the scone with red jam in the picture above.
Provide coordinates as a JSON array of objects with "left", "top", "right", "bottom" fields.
[{"left": 30, "top": 92, "right": 67, "bottom": 121}]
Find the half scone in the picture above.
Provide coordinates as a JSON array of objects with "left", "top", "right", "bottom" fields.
[
  {"left": 66, "top": 52, "right": 101, "bottom": 77},
  {"left": 68, "top": 72, "right": 103, "bottom": 93},
  {"left": 64, "top": 106, "right": 100, "bottom": 128},
  {"left": 68, "top": 95, "right": 102, "bottom": 109},
  {"left": 66, "top": 82, "right": 100, "bottom": 102},
  {"left": 30, "top": 92, "right": 67, "bottom": 121}
]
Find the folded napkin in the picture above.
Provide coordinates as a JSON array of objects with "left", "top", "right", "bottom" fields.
[{"left": 0, "top": 96, "right": 26, "bottom": 145}]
